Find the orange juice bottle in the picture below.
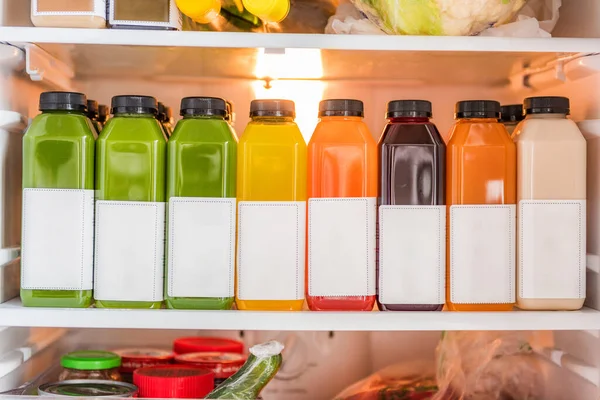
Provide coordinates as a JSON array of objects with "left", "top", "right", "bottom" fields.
[
  {"left": 235, "top": 100, "right": 307, "bottom": 311},
  {"left": 446, "top": 100, "right": 516, "bottom": 311},
  {"left": 306, "top": 99, "right": 377, "bottom": 311}
]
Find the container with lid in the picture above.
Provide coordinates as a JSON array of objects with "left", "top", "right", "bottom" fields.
[
  {"left": 94, "top": 95, "right": 167, "bottom": 309},
  {"left": 108, "top": 0, "right": 182, "bottom": 30},
  {"left": 21, "top": 92, "right": 96, "bottom": 308},
  {"left": 500, "top": 104, "right": 525, "bottom": 135},
  {"left": 157, "top": 102, "right": 171, "bottom": 138},
  {"left": 513, "top": 97, "right": 586, "bottom": 311},
  {"left": 377, "top": 100, "right": 446, "bottom": 312},
  {"left": 31, "top": 0, "right": 107, "bottom": 28},
  {"left": 446, "top": 100, "right": 516, "bottom": 312},
  {"left": 87, "top": 99, "right": 102, "bottom": 135},
  {"left": 175, "top": 352, "right": 246, "bottom": 385},
  {"left": 113, "top": 348, "right": 174, "bottom": 383},
  {"left": 174, "top": 337, "right": 244, "bottom": 354},
  {"left": 98, "top": 104, "right": 109, "bottom": 127},
  {"left": 39, "top": 380, "right": 137, "bottom": 397},
  {"left": 236, "top": 100, "right": 307, "bottom": 311},
  {"left": 134, "top": 365, "right": 214, "bottom": 398},
  {"left": 59, "top": 351, "right": 122, "bottom": 382},
  {"left": 165, "top": 97, "right": 238, "bottom": 310},
  {"left": 306, "top": 99, "right": 376, "bottom": 311}
]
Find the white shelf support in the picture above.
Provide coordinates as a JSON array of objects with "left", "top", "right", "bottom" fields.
[{"left": 23, "top": 44, "right": 74, "bottom": 91}]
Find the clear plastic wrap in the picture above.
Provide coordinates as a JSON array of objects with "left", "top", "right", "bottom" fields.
[{"left": 335, "top": 332, "right": 547, "bottom": 400}]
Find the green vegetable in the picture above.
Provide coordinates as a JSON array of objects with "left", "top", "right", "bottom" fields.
[{"left": 206, "top": 341, "right": 284, "bottom": 400}]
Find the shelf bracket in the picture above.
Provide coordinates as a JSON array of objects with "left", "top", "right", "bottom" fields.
[{"left": 23, "top": 43, "right": 75, "bottom": 91}]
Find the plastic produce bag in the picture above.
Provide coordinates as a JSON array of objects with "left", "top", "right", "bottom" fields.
[
  {"left": 434, "top": 331, "right": 545, "bottom": 400},
  {"left": 480, "top": 0, "right": 561, "bottom": 37}
]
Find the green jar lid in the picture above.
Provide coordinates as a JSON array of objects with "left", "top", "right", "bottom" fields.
[{"left": 61, "top": 351, "right": 121, "bottom": 371}]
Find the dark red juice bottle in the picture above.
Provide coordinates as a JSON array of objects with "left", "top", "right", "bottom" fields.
[{"left": 377, "top": 100, "right": 446, "bottom": 311}]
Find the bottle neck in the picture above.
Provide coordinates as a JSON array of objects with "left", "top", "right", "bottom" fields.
[
  {"left": 251, "top": 116, "right": 295, "bottom": 123},
  {"left": 319, "top": 116, "right": 363, "bottom": 122},
  {"left": 388, "top": 116, "right": 430, "bottom": 123},
  {"left": 457, "top": 117, "right": 499, "bottom": 123},
  {"left": 183, "top": 114, "right": 225, "bottom": 120},
  {"left": 526, "top": 113, "right": 567, "bottom": 120},
  {"left": 42, "top": 110, "right": 86, "bottom": 116},
  {"left": 113, "top": 113, "right": 155, "bottom": 118}
]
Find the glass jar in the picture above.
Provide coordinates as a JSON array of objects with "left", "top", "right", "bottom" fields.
[{"left": 59, "top": 351, "right": 122, "bottom": 382}]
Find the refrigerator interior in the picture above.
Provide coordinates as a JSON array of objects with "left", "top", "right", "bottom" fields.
[{"left": 1, "top": 0, "right": 600, "bottom": 399}]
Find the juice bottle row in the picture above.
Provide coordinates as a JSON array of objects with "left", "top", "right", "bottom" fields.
[{"left": 21, "top": 92, "right": 586, "bottom": 312}]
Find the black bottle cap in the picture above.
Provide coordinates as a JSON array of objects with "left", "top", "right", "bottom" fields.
[
  {"left": 524, "top": 96, "right": 570, "bottom": 115},
  {"left": 98, "top": 105, "right": 109, "bottom": 122},
  {"left": 250, "top": 99, "right": 295, "bottom": 118},
  {"left": 39, "top": 92, "right": 87, "bottom": 112},
  {"left": 387, "top": 100, "right": 432, "bottom": 118},
  {"left": 318, "top": 99, "right": 364, "bottom": 117},
  {"left": 500, "top": 104, "right": 524, "bottom": 123},
  {"left": 455, "top": 100, "right": 501, "bottom": 119},
  {"left": 111, "top": 95, "right": 158, "bottom": 115},
  {"left": 157, "top": 102, "right": 167, "bottom": 121},
  {"left": 87, "top": 100, "right": 99, "bottom": 119},
  {"left": 180, "top": 97, "right": 227, "bottom": 117},
  {"left": 165, "top": 106, "right": 173, "bottom": 121}
]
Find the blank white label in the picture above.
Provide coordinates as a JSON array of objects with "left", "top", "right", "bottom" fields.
[
  {"left": 94, "top": 201, "right": 165, "bottom": 302},
  {"left": 520, "top": 200, "right": 586, "bottom": 299},
  {"left": 237, "top": 201, "right": 305, "bottom": 301},
  {"left": 21, "top": 189, "right": 94, "bottom": 291},
  {"left": 450, "top": 205, "right": 516, "bottom": 304},
  {"left": 379, "top": 205, "right": 446, "bottom": 305},
  {"left": 308, "top": 198, "right": 376, "bottom": 297},
  {"left": 167, "top": 197, "right": 235, "bottom": 298}
]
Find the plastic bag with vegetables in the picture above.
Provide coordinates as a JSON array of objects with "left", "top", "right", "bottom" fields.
[{"left": 350, "top": 0, "right": 529, "bottom": 36}]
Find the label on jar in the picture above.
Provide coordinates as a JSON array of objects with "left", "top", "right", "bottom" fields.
[
  {"left": 108, "top": 0, "right": 181, "bottom": 30},
  {"left": 33, "top": 0, "right": 106, "bottom": 18}
]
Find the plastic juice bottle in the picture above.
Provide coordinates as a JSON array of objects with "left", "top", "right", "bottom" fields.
[
  {"left": 98, "top": 104, "right": 109, "bottom": 129},
  {"left": 158, "top": 102, "right": 172, "bottom": 139},
  {"left": 87, "top": 99, "right": 102, "bottom": 136},
  {"left": 446, "top": 100, "right": 516, "bottom": 312},
  {"left": 306, "top": 99, "right": 376, "bottom": 311},
  {"left": 500, "top": 104, "right": 524, "bottom": 135},
  {"left": 165, "top": 97, "right": 237, "bottom": 310},
  {"left": 377, "top": 100, "right": 446, "bottom": 312},
  {"left": 21, "top": 92, "right": 95, "bottom": 308},
  {"left": 513, "top": 97, "right": 586, "bottom": 311},
  {"left": 236, "top": 100, "right": 306, "bottom": 311},
  {"left": 94, "top": 96, "right": 167, "bottom": 309}
]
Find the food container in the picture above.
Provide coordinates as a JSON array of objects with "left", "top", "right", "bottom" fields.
[
  {"left": 107, "top": 0, "right": 181, "bottom": 30},
  {"left": 133, "top": 365, "right": 214, "bottom": 398},
  {"left": 38, "top": 380, "right": 137, "bottom": 397},
  {"left": 59, "top": 351, "right": 122, "bottom": 382},
  {"left": 173, "top": 337, "right": 244, "bottom": 355},
  {"left": 113, "top": 348, "right": 174, "bottom": 383},
  {"left": 175, "top": 352, "right": 246, "bottom": 385},
  {"left": 30, "top": 0, "right": 107, "bottom": 28}
]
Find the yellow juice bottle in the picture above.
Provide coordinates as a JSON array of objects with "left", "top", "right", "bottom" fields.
[{"left": 236, "top": 100, "right": 307, "bottom": 311}]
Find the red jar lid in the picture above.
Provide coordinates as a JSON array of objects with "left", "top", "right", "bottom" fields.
[
  {"left": 173, "top": 337, "right": 244, "bottom": 355},
  {"left": 113, "top": 348, "right": 174, "bottom": 373},
  {"left": 133, "top": 365, "right": 214, "bottom": 399},
  {"left": 175, "top": 352, "right": 246, "bottom": 379}
]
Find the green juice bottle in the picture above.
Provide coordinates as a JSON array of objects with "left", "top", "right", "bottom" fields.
[
  {"left": 165, "top": 97, "right": 237, "bottom": 310},
  {"left": 94, "top": 95, "right": 167, "bottom": 309},
  {"left": 21, "top": 92, "right": 95, "bottom": 308}
]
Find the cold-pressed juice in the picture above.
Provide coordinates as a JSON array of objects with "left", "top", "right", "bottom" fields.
[
  {"left": 307, "top": 99, "right": 377, "bottom": 311},
  {"left": 377, "top": 100, "right": 446, "bottom": 312},
  {"left": 236, "top": 100, "right": 306, "bottom": 311},
  {"left": 165, "top": 97, "right": 237, "bottom": 310},
  {"left": 94, "top": 96, "right": 167, "bottom": 309},
  {"left": 446, "top": 100, "right": 516, "bottom": 312}
]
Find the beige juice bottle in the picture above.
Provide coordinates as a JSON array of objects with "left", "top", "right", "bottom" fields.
[{"left": 513, "top": 97, "right": 587, "bottom": 311}]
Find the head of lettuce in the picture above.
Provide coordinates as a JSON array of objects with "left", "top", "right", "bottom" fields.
[{"left": 351, "top": 0, "right": 528, "bottom": 36}]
